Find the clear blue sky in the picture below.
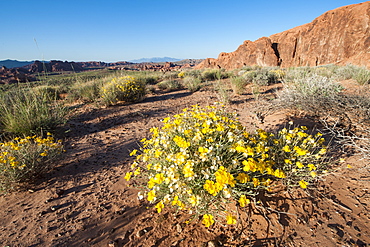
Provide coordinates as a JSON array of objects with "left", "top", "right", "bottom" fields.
[{"left": 1, "top": 0, "right": 365, "bottom": 62}]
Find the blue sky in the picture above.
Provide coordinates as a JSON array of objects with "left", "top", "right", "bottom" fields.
[{"left": 1, "top": 0, "right": 365, "bottom": 62}]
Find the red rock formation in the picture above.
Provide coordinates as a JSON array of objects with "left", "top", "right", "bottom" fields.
[
  {"left": 27, "top": 60, "right": 84, "bottom": 73},
  {"left": 197, "top": 2, "right": 370, "bottom": 69},
  {"left": 0, "top": 66, "right": 35, "bottom": 84}
]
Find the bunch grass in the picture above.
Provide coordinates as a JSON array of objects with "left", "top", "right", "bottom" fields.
[{"left": 0, "top": 88, "right": 68, "bottom": 136}]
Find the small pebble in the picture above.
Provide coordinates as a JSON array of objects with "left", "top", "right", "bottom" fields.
[
  {"left": 176, "top": 224, "right": 182, "bottom": 233},
  {"left": 208, "top": 240, "right": 217, "bottom": 247},
  {"left": 108, "top": 240, "right": 118, "bottom": 247}
]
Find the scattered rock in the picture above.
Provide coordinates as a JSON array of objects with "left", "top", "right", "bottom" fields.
[
  {"left": 55, "top": 189, "right": 65, "bottom": 197},
  {"left": 207, "top": 240, "right": 218, "bottom": 247},
  {"left": 176, "top": 223, "right": 182, "bottom": 233},
  {"left": 50, "top": 205, "right": 60, "bottom": 211},
  {"left": 136, "top": 229, "right": 146, "bottom": 238},
  {"left": 108, "top": 240, "right": 118, "bottom": 247}
]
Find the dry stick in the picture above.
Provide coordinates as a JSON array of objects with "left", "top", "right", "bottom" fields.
[{"left": 253, "top": 202, "right": 273, "bottom": 241}]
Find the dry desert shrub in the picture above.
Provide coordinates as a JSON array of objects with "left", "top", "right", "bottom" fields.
[
  {"left": 276, "top": 74, "right": 344, "bottom": 115},
  {"left": 230, "top": 76, "right": 248, "bottom": 95},
  {"left": 241, "top": 67, "right": 284, "bottom": 86},
  {"left": 182, "top": 76, "right": 202, "bottom": 92},
  {"left": 67, "top": 79, "right": 103, "bottom": 102},
  {"left": 157, "top": 79, "right": 183, "bottom": 91}
]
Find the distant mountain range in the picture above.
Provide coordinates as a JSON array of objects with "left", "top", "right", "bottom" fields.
[
  {"left": 0, "top": 59, "right": 34, "bottom": 68},
  {"left": 129, "top": 57, "right": 182, "bottom": 63},
  {"left": 0, "top": 57, "right": 201, "bottom": 70}
]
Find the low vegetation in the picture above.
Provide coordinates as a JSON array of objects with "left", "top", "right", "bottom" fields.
[
  {"left": 125, "top": 104, "right": 327, "bottom": 226},
  {"left": 0, "top": 88, "right": 68, "bottom": 136},
  {"left": 0, "top": 64, "right": 369, "bottom": 234},
  {"left": 0, "top": 133, "right": 64, "bottom": 192},
  {"left": 100, "top": 76, "right": 146, "bottom": 106}
]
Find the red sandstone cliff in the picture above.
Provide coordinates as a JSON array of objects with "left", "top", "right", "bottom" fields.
[{"left": 197, "top": 2, "right": 370, "bottom": 69}]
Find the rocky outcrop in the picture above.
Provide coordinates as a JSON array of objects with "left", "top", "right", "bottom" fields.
[
  {"left": 77, "top": 61, "right": 133, "bottom": 68},
  {"left": 0, "top": 66, "right": 35, "bottom": 84},
  {"left": 197, "top": 2, "right": 370, "bottom": 69},
  {"left": 27, "top": 60, "right": 84, "bottom": 73},
  {"left": 110, "top": 62, "right": 195, "bottom": 72}
]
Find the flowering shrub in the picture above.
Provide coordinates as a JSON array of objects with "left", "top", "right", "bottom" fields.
[
  {"left": 125, "top": 105, "right": 327, "bottom": 227},
  {"left": 0, "top": 133, "right": 64, "bottom": 191},
  {"left": 178, "top": 71, "right": 185, "bottom": 78},
  {"left": 101, "top": 76, "right": 146, "bottom": 106},
  {"left": 270, "top": 69, "right": 286, "bottom": 80}
]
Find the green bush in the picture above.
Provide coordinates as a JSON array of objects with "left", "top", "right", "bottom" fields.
[
  {"left": 230, "top": 76, "right": 248, "bottom": 94},
  {"left": 201, "top": 69, "right": 230, "bottom": 81},
  {"left": 275, "top": 74, "right": 344, "bottom": 116},
  {"left": 242, "top": 67, "right": 283, "bottom": 86},
  {"left": 68, "top": 80, "right": 103, "bottom": 102},
  {"left": 137, "top": 74, "right": 160, "bottom": 85},
  {"left": 0, "top": 133, "right": 64, "bottom": 192},
  {"left": 100, "top": 76, "right": 146, "bottom": 106},
  {"left": 160, "top": 71, "right": 179, "bottom": 81},
  {"left": 32, "top": 85, "right": 62, "bottom": 101},
  {"left": 157, "top": 80, "right": 182, "bottom": 91},
  {"left": 332, "top": 64, "right": 370, "bottom": 84},
  {"left": 125, "top": 105, "right": 327, "bottom": 227},
  {"left": 182, "top": 76, "right": 202, "bottom": 92},
  {"left": 353, "top": 66, "right": 370, "bottom": 85},
  {"left": 281, "top": 74, "right": 343, "bottom": 99},
  {"left": 0, "top": 89, "right": 68, "bottom": 136}
]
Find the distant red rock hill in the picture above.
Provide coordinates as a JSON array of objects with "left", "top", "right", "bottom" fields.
[{"left": 197, "top": 1, "right": 370, "bottom": 69}]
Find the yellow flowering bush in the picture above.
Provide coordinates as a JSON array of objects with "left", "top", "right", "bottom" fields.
[
  {"left": 101, "top": 76, "right": 146, "bottom": 106},
  {"left": 270, "top": 69, "right": 286, "bottom": 79},
  {"left": 0, "top": 133, "right": 64, "bottom": 192},
  {"left": 125, "top": 105, "right": 327, "bottom": 227}
]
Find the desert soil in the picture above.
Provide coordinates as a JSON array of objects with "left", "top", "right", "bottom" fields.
[{"left": 0, "top": 81, "right": 369, "bottom": 247}]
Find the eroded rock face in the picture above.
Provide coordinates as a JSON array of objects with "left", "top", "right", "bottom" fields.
[
  {"left": 197, "top": 2, "right": 370, "bottom": 69},
  {"left": 28, "top": 60, "right": 84, "bottom": 73},
  {"left": 0, "top": 66, "right": 35, "bottom": 84}
]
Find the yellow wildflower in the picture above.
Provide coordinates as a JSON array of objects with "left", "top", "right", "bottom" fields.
[
  {"left": 155, "top": 201, "right": 164, "bottom": 213},
  {"left": 202, "top": 214, "right": 214, "bottom": 227},
  {"left": 307, "top": 164, "right": 316, "bottom": 171},
  {"left": 226, "top": 213, "right": 237, "bottom": 225},
  {"left": 188, "top": 195, "right": 198, "bottom": 207},
  {"left": 129, "top": 149, "right": 138, "bottom": 156},
  {"left": 239, "top": 195, "right": 250, "bottom": 207},
  {"left": 299, "top": 180, "right": 308, "bottom": 189},
  {"left": 147, "top": 190, "right": 156, "bottom": 202},
  {"left": 124, "top": 172, "right": 132, "bottom": 181},
  {"left": 296, "top": 161, "right": 304, "bottom": 168},
  {"left": 236, "top": 173, "right": 250, "bottom": 183}
]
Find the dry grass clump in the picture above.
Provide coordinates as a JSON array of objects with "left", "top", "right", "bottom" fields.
[
  {"left": 201, "top": 69, "right": 231, "bottom": 81},
  {"left": 230, "top": 76, "right": 248, "bottom": 95},
  {"left": 182, "top": 76, "right": 202, "bottom": 92},
  {"left": 157, "top": 79, "right": 183, "bottom": 91},
  {"left": 0, "top": 88, "right": 68, "bottom": 136},
  {"left": 240, "top": 67, "right": 284, "bottom": 86},
  {"left": 67, "top": 80, "right": 103, "bottom": 102}
]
